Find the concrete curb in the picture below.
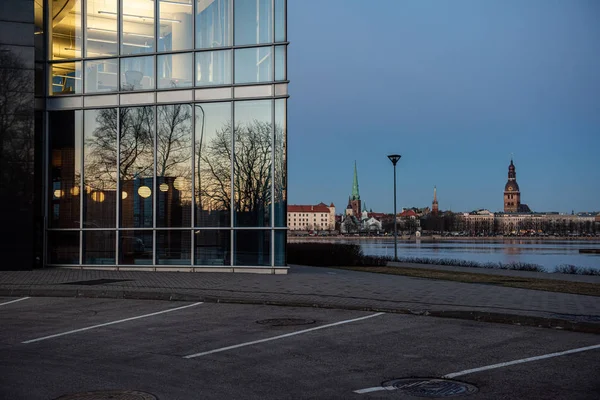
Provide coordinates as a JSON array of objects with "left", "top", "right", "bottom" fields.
[{"left": 2, "top": 287, "right": 599, "bottom": 335}]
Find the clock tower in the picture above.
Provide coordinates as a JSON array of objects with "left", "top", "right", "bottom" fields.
[{"left": 503, "top": 158, "right": 521, "bottom": 213}]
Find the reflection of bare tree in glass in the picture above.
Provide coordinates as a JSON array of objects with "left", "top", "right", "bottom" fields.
[
  {"left": 120, "top": 107, "right": 153, "bottom": 180},
  {"left": 0, "top": 48, "right": 34, "bottom": 200},
  {"left": 86, "top": 107, "right": 154, "bottom": 190},
  {"left": 197, "top": 121, "right": 232, "bottom": 214},
  {"left": 85, "top": 109, "right": 118, "bottom": 191},
  {"left": 198, "top": 119, "right": 283, "bottom": 225},
  {"left": 157, "top": 104, "right": 192, "bottom": 180}
]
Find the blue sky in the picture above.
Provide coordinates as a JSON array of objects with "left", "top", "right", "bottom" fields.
[{"left": 286, "top": 0, "right": 600, "bottom": 214}]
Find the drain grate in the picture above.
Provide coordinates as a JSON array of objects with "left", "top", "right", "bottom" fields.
[
  {"left": 382, "top": 378, "right": 478, "bottom": 398},
  {"left": 256, "top": 318, "right": 316, "bottom": 327},
  {"left": 62, "top": 279, "right": 132, "bottom": 286},
  {"left": 54, "top": 390, "right": 157, "bottom": 400}
]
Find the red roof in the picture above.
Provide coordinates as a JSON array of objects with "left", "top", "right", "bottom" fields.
[
  {"left": 400, "top": 210, "right": 418, "bottom": 217},
  {"left": 288, "top": 204, "right": 331, "bottom": 213}
]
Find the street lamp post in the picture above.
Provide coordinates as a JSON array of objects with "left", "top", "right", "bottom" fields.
[{"left": 387, "top": 154, "right": 401, "bottom": 261}]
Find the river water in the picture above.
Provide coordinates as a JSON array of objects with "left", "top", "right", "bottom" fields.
[{"left": 300, "top": 238, "right": 600, "bottom": 271}]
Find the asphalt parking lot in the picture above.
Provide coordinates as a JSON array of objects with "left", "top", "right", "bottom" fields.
[{"left": 1, "top": 296, "right": 599, "bottom": 400}]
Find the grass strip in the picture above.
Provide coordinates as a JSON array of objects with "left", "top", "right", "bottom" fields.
[{"left": 336, "top": 266, "right": 600, "bottom": 297}]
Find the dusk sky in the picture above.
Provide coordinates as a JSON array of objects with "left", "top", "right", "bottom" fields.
[{"left": 286, "top": 0, "right": 600, "bottom": 214}]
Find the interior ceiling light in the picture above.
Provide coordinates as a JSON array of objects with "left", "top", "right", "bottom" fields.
[
  {"left": 158, "top": 0, "right": 192, "bottom": 6},
  {"left": 87, "top": 38, "right": 151, "bottom": 48},
  {"left": 88, "top": 27, "right": 160, "bottom": 40},
  {"left": 54, "top": 73, "right": 82, "bottom": 80},
  {"left": 98, "top": 10, "right": 181, "bottom": 23}
]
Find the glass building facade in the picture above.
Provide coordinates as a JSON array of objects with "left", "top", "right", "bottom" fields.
[{"left": 0, "top": 0, "right": 288, "bottom": 272}]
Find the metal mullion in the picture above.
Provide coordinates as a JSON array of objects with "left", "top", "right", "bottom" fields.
[
  {"left": 43, "top": 110, "right": 50, "bottom": 267},
  {"left": 155, "top": 0, "right": 159, "bottom": 92},
  {"left": 192, "top": 0, "right": 196, "bottom": 50},
  {"left": 81, "top": 0, "right": 86, "bottom": 63},
  {"left": 230, "top": 99, "right": 235, "bottom": 267},
  {"left": 270, "top": 98, "right": 275, "bottom": 267},
  {"left": 153, "top": 104, "right": 158, "bottom": 266},
  {"left": 191, "top": 102, "right": 196, "bottom": 265},
  {"left": 271, "top": 0, "right": 275, "bottom": 44},
  {"left": 115, "top": 106, "right": 120, "bottom": 266},
  {"left": 79, "top": 110, "right": 84, "bottom": 265},
  {"left": 284, "top": 0, "right": 287, "bottom": 42},
  {"left": 231, "top": 0, "right": 235, "bottom": 47}
]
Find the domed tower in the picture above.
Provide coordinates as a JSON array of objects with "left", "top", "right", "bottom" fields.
[{"left": 503, "top": 159, "right": 521, "bottom": 212}]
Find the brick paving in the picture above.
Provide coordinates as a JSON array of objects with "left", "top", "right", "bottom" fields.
[{"left": 1, "top": 265, "right": 599, "bottom": 331}]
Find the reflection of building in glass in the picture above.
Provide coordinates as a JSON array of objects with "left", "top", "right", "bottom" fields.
[{"left": 24, "top": 0, "right": 289, "bottom": 273}]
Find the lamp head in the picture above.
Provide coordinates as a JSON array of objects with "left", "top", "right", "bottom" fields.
[{"left": 387, "top": 154, "right": 401, "bottom": 166}]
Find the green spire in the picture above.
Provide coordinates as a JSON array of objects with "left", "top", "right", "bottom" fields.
[{"left": 352, "top": 161, "right": 360, "bottom": 200}]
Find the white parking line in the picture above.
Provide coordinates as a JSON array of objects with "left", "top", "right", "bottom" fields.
[
  {"left": 442, "top": 343, "right": 600, "bottom": 378},
  {"left": 353, "top": 343, "right": 600, "bottom": 394},
  {"left": 0, "top": 297, "right": 30, "bottom": 307},
  {"left": 184, "top": 312, "right": 386, "bottom": 359},
  {"left": 22, "top": 302, "right": 203, "bottom": 344}
]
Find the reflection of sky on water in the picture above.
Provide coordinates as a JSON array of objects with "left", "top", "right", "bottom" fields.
[{"left": 339, "top": 239, "right": 600, "bottom": 270}]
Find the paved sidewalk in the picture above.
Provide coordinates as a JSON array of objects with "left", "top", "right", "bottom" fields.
[{"left": 1, "top": 265, "right": 599, "bottom": 333}]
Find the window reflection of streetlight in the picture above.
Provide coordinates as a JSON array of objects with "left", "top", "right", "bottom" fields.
[{"left": 138, "top": 186, "right": 151, "bottom": 198}]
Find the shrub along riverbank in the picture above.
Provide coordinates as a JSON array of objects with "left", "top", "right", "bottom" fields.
[
  {"left": 287, "top": 243, "right": 600, "bottom": 296},
  {"left": 287, "top": 242, "right": 600, "bottom": 276}
]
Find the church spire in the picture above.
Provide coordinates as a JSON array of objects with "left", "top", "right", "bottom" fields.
[
  {"left": 352, "top": 161, "right": 360, "bottom": 200},
  {"left": 432, "top": 185, "right": 439, "bottom": 216}
]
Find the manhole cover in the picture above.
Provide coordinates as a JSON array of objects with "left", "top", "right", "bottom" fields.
[
  {"left": 54, "top": 390, "right": 157, "bottom": 400},
  {"left": 256, "top": 318, "right": 316, "bottom": 326},
  {"left": 382, "top": 378, "right": 478, "bottom": 398}
]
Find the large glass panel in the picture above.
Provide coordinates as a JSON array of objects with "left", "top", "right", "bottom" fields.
[
  {"left": 158, "top": 52, "right": 193, "bottom": 89},
  {"left": 196, "top": 0, "right": 231, "bottom": 49},
  {"left": 121, "top": 0, "right": 155, "bottom": 55},
  {"left": 194, "top": 102, "right": 231, "bottom": 227},
  {"left": 83, "top": 230, "right": 115, "bottom": 264},
  {"left": 234, "top": 230, "right": 270, "bottom": 266},
  {"left": 195, "top": 50, "right": 231, "bottom": 86},
  {"left": 34, "top": 0, "right": 44, "bottom": 60},
  {"left": 234, "top": 0, "right": 272, "bottom": 46},
  {"left": 157, "top": 230, "right": 191, "bottom": 264},
  {"left": 51, "top": 0, "right": 82, "bottom": 59},
  {"left": 159, "top": 0, "right": 193, "bottom": 52},
  {"left": 84, "top": 58, "right": 119, "bottom": 93},
  {"left": 49, "top": 111, "right": 82, "bottom": 229},
  {"left": 157, "top": 104, "right": 193, "bottom": 227},
  {"left": 120, "top": 106, "right": 154, "bottom": 228},
  {"left": 274, "top": 0, "right": 285, "bottom": 42},
  {"left": 194, "top": 230, "right": 230, "bottom": 265},
  {"left": 86, "top": 0, "right": 118, "bottom": 57},
  {"left": 51, "top": 62, "right": 82, "bottom": 95},
  {"left": 84, "top": 108, "right": 117, "bottom": 228},
  {"left": 234, "top": 47, "right": 272, "bottom": 84},
  {"left": 121, "top": 56, "right": 154, "bottom": 91},
  {"left": 234, "top": 100, "right": 271, "bottom": 227},
  {"left": 274, "top": 99, "right": 286, "bottom": 227},
  {"left": 274, "top": 230, "right": 285, "bottom": 266},
  {"left": 47, "top": 231, "right": 80, "bottom": 264},
  {"left": 275, "top": 46, "right": 285, "bottom": 81},
  {"left": 119, "top": 230, "right": 153, "bottom": 264}
]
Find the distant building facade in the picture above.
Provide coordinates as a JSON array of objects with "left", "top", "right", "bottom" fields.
[{"left": 288, "top": 203, "right": 335, "bottom": 231}]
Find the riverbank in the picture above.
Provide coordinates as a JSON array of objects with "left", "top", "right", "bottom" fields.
[{"left": 288, "top": 235, "right": 600, "bottom": 242}]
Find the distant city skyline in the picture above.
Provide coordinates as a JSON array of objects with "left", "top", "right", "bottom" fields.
[{"left": 287, "top": 0, "right": 600, "bottom": 213}]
